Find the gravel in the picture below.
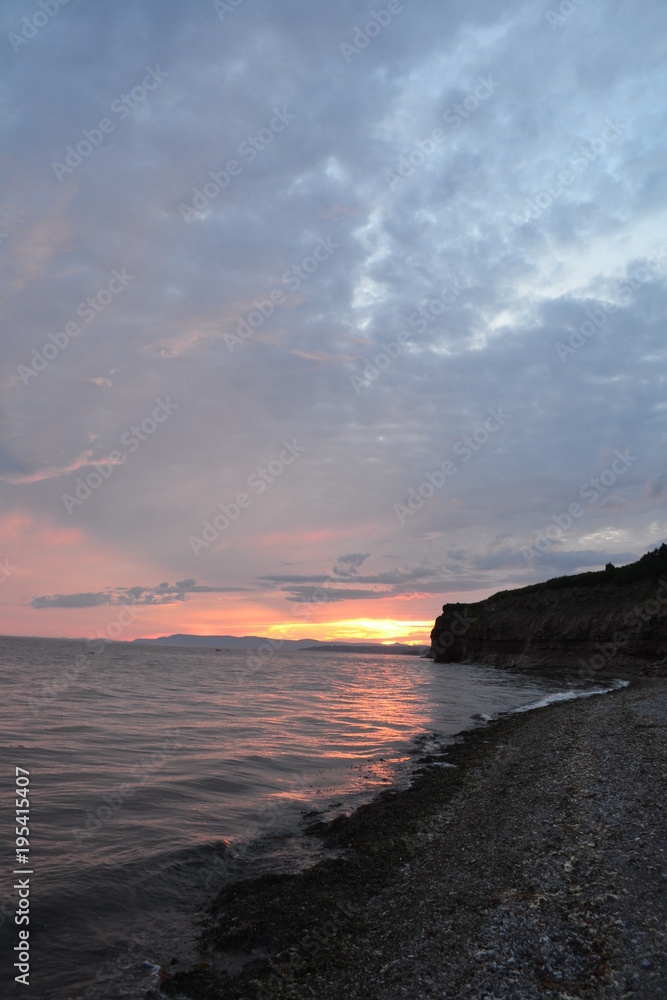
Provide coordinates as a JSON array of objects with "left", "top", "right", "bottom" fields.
[
  {"left": 309, "top": 679, "right": 667, "bottom": 1000},
  {"left": 160, "top": 678, "right": 667, "bottom": 1000}
]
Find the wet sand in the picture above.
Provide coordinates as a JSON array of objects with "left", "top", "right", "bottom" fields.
[{"left": 159, "top": 678, "right": 667, "bottom": 999}]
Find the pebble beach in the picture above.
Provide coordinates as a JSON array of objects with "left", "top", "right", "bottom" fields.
[{"left": 160, "top": 678, "right": 667, "bottom": 999}]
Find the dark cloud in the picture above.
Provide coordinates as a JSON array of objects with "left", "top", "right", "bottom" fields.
[
  {"left": 332, "top": 553, "right": 371, "bottom": 576},
  {"left": 262, "top": 564, "right": 442, "bottom": 586},
  {"left": 31, "top": 580, "right": 239, "bottom": 609},
  {"left": 31, "top": 593, "right": 112, "bottom": 610},
  {"left": 2, "top": 0, "right": 667, "bottom": 628},
  {"left": 286, "top": 587, "right": 385, "bottom": 604},
  {"left": 262, "top": 561, "right": 490, "bottom": 602}
]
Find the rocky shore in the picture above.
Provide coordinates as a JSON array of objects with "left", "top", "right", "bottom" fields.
[{"left": 157, "top": 678, "right": 667, "bottom": 999}]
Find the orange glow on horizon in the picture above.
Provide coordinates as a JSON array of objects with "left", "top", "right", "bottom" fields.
[
  {"left": 266, "top": 618, "right": 433, "bottom": 644},
  {"left": 0, "top": 516, "right": 465, "bottom": 643}
]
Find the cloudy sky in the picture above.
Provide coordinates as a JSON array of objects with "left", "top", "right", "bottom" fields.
[{"left": 1, "top": 0, "right": 666, "bottom": 643}]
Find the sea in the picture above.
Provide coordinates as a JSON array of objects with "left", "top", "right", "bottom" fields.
[{"left": 0, "top": 635, "right": 627, "bottom": 998}]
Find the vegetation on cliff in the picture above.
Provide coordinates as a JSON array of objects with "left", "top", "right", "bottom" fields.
[{"left": 494, "top": 543, "right": 667, "bottom": 598}]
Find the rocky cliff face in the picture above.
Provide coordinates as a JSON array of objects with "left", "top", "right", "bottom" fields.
[{"left": 431, "top": 578, "right": 667, "bottom": 677}]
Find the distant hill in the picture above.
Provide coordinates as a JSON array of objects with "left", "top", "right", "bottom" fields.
[
  {"left": 132, "top": 634, "right": 319, "bottom": 649},
  {"left": 132, "top": 634, "right": 423, "bottom": 654}
]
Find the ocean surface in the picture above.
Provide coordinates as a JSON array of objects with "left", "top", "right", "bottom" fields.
[{"left": 0, "top": 635, "right": 626, "bottom": 998}]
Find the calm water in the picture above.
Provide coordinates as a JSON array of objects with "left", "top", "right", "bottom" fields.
[{"left": 0, "top": 636, "right": 622, "bottom": 998}]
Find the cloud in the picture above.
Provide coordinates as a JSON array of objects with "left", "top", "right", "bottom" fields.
[
  {"left": 31, "top": 579, "right": 241, "bottom": 609},
  {"left": 260, "top": 560, "right": 481, "bottom": 602},
  {"left": 285, "top": 587, "right": 385, "bottom": 604},
  {"left": 2, "top": 0, "right": 667, "bottom": 637},
  {"left": 332, "top": 552, "right": 371, "bottom": 576},
  {"left": 0, "top": 451, "right": 125, "bottom": 485},
  {"left": 646, "top": 473, "right": 667, "bottom": 499},
  {"left": 32, "top": 593, "right": 112, "bottom": 609}
]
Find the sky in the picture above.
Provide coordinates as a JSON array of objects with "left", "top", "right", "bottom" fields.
[{"left": 1, "top": 0, "right": 666, "bottom": 644}]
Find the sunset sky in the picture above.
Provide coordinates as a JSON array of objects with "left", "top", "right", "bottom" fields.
[{"left": 1, "top": 0, "right": 666, "bottom": 644}]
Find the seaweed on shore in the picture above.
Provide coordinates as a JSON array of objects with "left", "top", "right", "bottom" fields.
[{"left": 156, "top": 713, "right": 529, "bottom": 999}]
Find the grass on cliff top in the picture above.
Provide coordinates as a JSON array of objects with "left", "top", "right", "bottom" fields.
[{"left": 488, "top": 544, "right": 667, "bottom": 603}]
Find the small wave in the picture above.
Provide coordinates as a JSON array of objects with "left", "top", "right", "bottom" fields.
[
  {"left": 410, "top": 731, "right": 447, "bottom": 755},
  {"left": 511, "top": 679, "right": 629, "bottom": 714}
]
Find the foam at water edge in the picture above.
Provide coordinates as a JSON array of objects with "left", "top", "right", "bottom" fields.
[{"left": 511, "top": 679, "right": 630, "bottom": 714}]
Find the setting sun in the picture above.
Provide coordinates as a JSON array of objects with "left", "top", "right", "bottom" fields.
[{"left": 267, "top": 618, "right": 433, "bottom": 644}]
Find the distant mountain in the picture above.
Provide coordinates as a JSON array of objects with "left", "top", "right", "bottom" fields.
[
  {"left": 132, "top": 634, "right": 425, "bottom": 654},
  {"left": 132, "top": 634, "right": 320, "bottom": 649}
]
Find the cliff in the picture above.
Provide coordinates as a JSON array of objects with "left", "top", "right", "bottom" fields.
[{"left": 431, "top": 549, "right": 667, "bottom": 677}]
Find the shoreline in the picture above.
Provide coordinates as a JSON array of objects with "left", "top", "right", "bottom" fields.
[{"left": 157, "top": 677, "right": 667, "bottom": 999}]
